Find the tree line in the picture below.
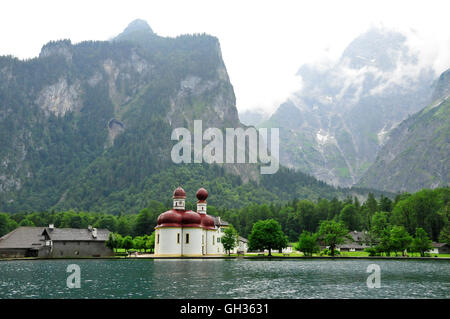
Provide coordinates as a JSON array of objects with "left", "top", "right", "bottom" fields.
[
  {"left": 105, "top": 233, "right": 155, "bottom": 254},
  {"left": 1, "top": 188, "right": 449, "bottom": 251},
  {"left": 221, "top": 187, "right": 449, "bottom": 244}
]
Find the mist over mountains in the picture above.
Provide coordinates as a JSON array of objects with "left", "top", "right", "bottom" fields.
[
  {"left": 260, "top": 28, "right": 445, "bottom": 188},
  {"left": 0, "top": 21, "right": 447, "bottom": 214},
  {"left": 358, "top": 68, "right": 450, "bottom": 192},
  {"left": 0, "top": 20, "right": 386, "bottom": 214}
]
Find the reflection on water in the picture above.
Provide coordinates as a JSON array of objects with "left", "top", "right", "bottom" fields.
[{"left": 0, "top": 259, "right": 449, "bottom": 298}]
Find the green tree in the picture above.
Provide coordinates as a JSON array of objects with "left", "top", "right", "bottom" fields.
[
  {"left": 95, "top": 215, "right": 118, "bottom": 232},
  {"left": 369, "top": 211, "right": 392, "bottom": 254},
  {"left": 411, "top": 227, "right": 432, "bottom": 257},
  {"left": 366, "top": 193, "right": 378, "bottom": 215},
  {"left": 371, "top": 211, "right": 391, "bottom": 238},
  {"left": 294, "top": 231, "right": 319, "bottom": 256},
  {"left": 318, "top": 220, "right": 350, "bottom": 257},
  {"left": 378, "top": 195, "right": 393, "bottom": 212},
  {"left": 296, "top": 200, "right": 318, "bottom": 233},
  {"left": 221, "top": 225, "right": 239, "bottom": 256},
  {"left": 106, "top": 233, "right": 122, "bottom": 253},
  {"left": 438, "top": 204, "right": 449, "bottom": 244},
  {"left": 133, "top": 236, "right": 145, "bottom": 252},
  {"left": 339, "top": 204, "right": 361, "bottom": 231},
  {"left": 391, "top": 189, "right": 445, "bottom": 240},
  {"left": 390, "top": 226, "right": 412, "bottom": 256},
  {"left": 375, "top": 227, "right": 394, "bottom": 256},
  {"left": 439, "top": 223, "right": 450, "bottom": 244},
  {"left": 19, "top": 218, "right": 35, "bottom": 227},
  {"left": 363, "top": 193, "right": 378, "bottom": 229},
  {"left": 248, "top": 219, "right": 288, "bottom": 256},
  {"left": 144, "top": 232, "right": 156, "bottom": 253},
  {"left": 117, "top": 216, "right": 132, "bottom": 236},
  {"left": 122, "top": 235, "right": 135, "bottom": 254},
  {"left": 134, "top": 208, "right": 157, "bottom": 236},
  {"left": 0, "top": 213, "right": 11, "bottom": 237}
]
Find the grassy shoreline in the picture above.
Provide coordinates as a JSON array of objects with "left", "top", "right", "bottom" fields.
[{"left": 1, "top": 254, "right": 450, "bottom": 262}]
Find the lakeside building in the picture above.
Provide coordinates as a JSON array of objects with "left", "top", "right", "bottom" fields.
[
  {"left": 428, "top": 242, "right": 450, "bottom": 254},
  {"left": 337, "top": 231, "right": 370, "bottom": 252},
  {"left": 0, "top": 225, "right": 113, "bottom": 258},
  {"left": 236, "top": 236, "right": 249, "bottom": 254},
  {"left": 154, "top": 187, "right": 248, "bottom": 256}
]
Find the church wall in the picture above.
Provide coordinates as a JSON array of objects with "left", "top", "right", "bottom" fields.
[
  {"left": 205, "top": 229, "right": 220, "bottom": 255},
  {"left": 181, "top": 227, "right": 202, "bottom": 256},
  {"left": 155, "top": 228, "right": 181, "bottom": 256}
]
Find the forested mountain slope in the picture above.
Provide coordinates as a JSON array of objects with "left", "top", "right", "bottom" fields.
[
  {"left": 357, "top": 68, "right": 450, "bottom": 192},
  {"left": 0, "top": 20, "right": 390, "bottom": 214}
]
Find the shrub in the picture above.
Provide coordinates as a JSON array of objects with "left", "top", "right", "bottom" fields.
[
  {"left": 321, "top": 248, "right": 340, "bottom": 256},
  {"left": 365, "top": 247, "right": 377, "bottom": 256}
]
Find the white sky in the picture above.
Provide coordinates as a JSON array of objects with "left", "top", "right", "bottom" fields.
[{"left": 1, "top": 0, "right": 449, "bottom": 114}]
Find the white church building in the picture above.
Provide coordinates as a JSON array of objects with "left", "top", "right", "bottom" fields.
[{"left": 154, "top": 187, "right": 246, "bottom": 256}]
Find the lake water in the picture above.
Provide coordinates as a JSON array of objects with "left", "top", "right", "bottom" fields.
[{"left": 0, "top": 259, "right": 449, "bottom": 298}]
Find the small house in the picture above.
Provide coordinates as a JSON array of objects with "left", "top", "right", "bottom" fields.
[
  {"left": 427, "top": 242, "right": 450, "bottom": 255},
  {"left": 337, "top": 231, "right": 369, "bottom": 252}
]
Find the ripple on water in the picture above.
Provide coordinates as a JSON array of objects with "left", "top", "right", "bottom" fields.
[{"left": 0, "top": 259, "right": 449, "bottom": 298}]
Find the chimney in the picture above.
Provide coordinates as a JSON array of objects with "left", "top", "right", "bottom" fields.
[
  {"left": 88, "top": 225, "right": 93, "bottom": 231},
  {"left": 49, "top": 224, "right": 54, "bottom": 230},
  {"left": 92, "top": 228, "right": 98, "bottom": 239}
]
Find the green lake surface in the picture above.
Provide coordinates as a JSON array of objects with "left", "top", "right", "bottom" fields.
[{"left": 0, "top": 259, "right": 448, "bottom": 298}]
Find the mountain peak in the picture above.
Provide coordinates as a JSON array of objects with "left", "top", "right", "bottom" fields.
[
  {"left": 114, "top": 19, "right": 155, "bottom": 41},
  {"left": 340, "top": 28, "right": 408, "bottom": 71},
  {"left": 123, "top": 19, "right": 153, "bottom": 34}
]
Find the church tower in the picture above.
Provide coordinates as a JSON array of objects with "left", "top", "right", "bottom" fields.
[
  {"left": 173, "top": 186, "right": 186, "bottom": 210},
  {"left": 196, "top": 187, "right": 208, "bottom": 214}
]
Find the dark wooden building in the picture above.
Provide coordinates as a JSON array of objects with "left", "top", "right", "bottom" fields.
[{"left": 0, "top": 225, "right": 113, "bottom": 258}]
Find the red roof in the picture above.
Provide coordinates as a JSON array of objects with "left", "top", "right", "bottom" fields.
[
  {"left": 200, "top": 214, "right": 215, "bottom": 230},
  {"left": 196, "top": 188, "right": 208, "bottom": 201},
  {"left": 156, "top": 209, "right": 216, "bottom": 229},
  {"left": 173, "top": 186, "right": 186, "bottom": 198},
  {"left": 156, "top": 209, "right": 182, "bottom": 228}
]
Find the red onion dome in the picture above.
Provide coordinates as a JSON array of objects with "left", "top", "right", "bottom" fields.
[
  {"left": 200, "top": 214, "right": 216, "bottom": 230},
  {"left": 181, "top": 210, "right": 202, "bottom": 227},
  {"left": 173, "top": 186, "right": 186, "bottom": 199},
  {"left": 156, "top": 210, "right": 182, "bottom": 228},
  {"left": 196, "top": 188, "right": 208, "bottom": 201}
]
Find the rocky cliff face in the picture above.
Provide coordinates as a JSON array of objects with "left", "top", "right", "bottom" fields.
[
  {"left": 357, "top": 68, "right": 450, "bottom": 192},
  {"left": 0, "top": 20, "right": 246, "bottom": 212},
  {"left": 263, "top": 28, "right": 436, "bottom": 187},
  {"left": 0, "top": 21, "right": 393, "bottom": 213}
]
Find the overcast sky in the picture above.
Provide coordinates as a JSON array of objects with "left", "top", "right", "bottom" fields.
[{"left": 1, "top": 0, "right": 449, "bottom": 114}]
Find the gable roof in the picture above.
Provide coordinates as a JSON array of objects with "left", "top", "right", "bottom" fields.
[
  {"left": 347, "top": 231, "right": 368, "bottom": 242},
  {"left": 211, "top": 215, "right": 229, "bottom": 227},
  {"left": 238, "top": 236, "right": 248, "bottom": 243},
  {"left": 336, "top": 231, "right": 370, "bottom": 249},
  {"left": 43, "top": 228, "right": 110, "bottom": 241},
  {"left": 432, "top": 242, "right": 449, "bottom": 248},
  {"left": 0, "top": 227, "right": 46, "bottom": 249}
]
